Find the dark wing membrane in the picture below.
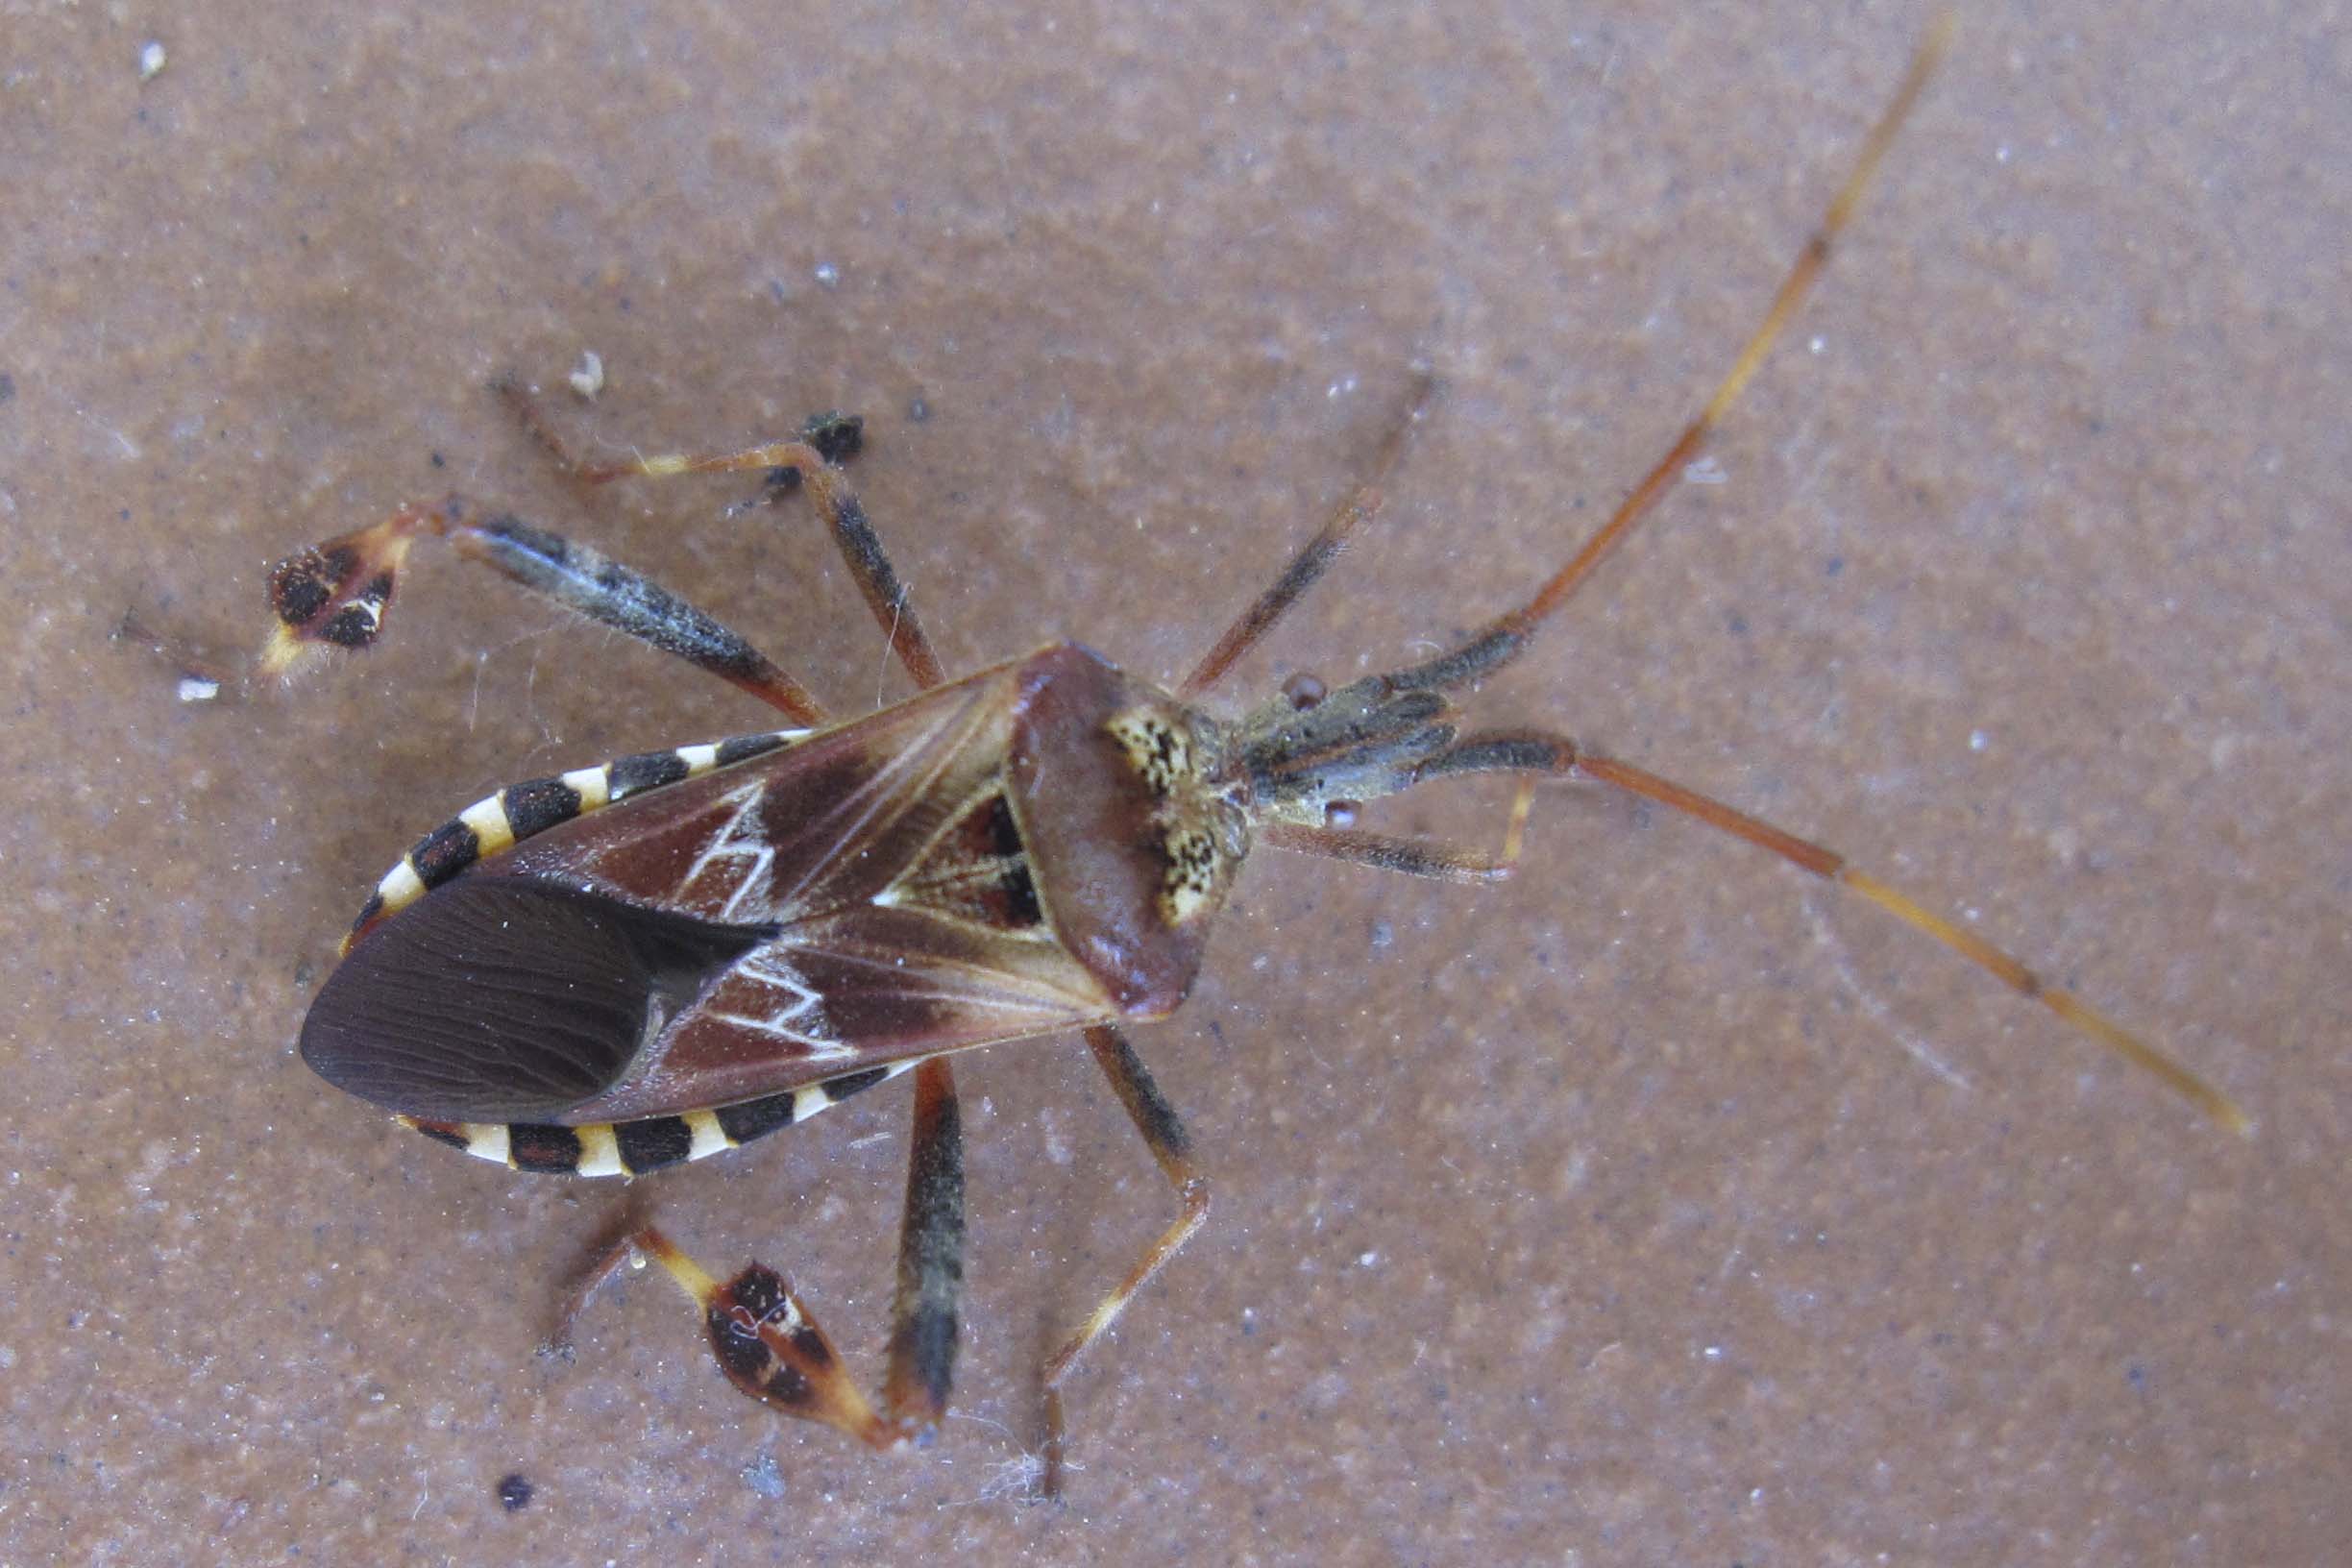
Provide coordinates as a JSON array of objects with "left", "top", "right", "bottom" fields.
[{"left": 300, "top": 877, "right": 776, "bottom": 1120}]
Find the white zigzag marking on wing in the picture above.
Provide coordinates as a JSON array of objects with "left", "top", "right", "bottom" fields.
[
  {"left": 710, "top": 948, "right": 851, "bottom": 1059},
  {"left": 678, "top": 779, "right": 778, "bottom": 921}
]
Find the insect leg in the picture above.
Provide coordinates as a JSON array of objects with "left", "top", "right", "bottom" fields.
[
  {"left": 881, "top": 1059, "right": 967, "bottom": 1437},
  {"left": 261, "top": 498, "right": 830, "bottom": 722},
  {"left": 545, "top": 1188, "right": 660, "bottom": 1359},
  {"left": 540, "top": 1064, "right": 966, "bottom": 1457},
  {"left": 1413, "top": 726, "right": 2250, "bottom": 1133},
  {"left": 1178, "top": 372, "right": 1440, "bottom": 698},
  {"left": 497, "top": 377, "right": 946, "bottom": 690},
  {"left": 1040, "top": 1024, "right": 1212, "bottom": 1500},
  {"left": 1256, "top": 779, "right": 1538, "bottom": 883},
  {"left": 625, "top": 1225, "right": 905, "bottom": 1449},
  {"left": 113, "top": 609, "right": 236, "bottom": 696}
]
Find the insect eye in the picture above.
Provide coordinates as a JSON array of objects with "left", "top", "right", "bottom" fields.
[{"left": 1282, "top": 672, "right": 1327, "bottom": 711}]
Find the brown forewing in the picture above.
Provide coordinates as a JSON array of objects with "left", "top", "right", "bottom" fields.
[{"left": 484, "top": 659, "right": 1121, "bottom": 1122}]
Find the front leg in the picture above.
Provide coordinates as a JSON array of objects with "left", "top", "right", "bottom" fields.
[{"left": 1040, "top": 1025, "right": 1213, "bottom": 1499}]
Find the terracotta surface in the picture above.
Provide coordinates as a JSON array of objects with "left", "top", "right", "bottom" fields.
[{"left": 4, "top": 3, "right": 2344, "bottom": 1563}]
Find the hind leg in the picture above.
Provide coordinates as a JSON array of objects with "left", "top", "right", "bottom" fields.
[{"left": 551, "top": 1060, "right": 968, "bottom": 1452}]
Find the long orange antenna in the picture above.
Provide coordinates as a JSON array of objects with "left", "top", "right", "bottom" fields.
[
  {"left": 1385, "top": 726, "right": 2248, "bottom": 1132},
  {"left": 1570, "top": 749, "right": 2251, "bottom": 1134},
  {"left": 1392, "top": 16, "right": 1956, "bottom": 695}
]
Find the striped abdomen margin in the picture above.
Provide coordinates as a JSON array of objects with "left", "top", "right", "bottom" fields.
[
  {"left": 398, "top": 1060, "right": 918, "bottom": 1178},
  {"left": 342, "top": 727, "right": 808, "bottom": 952}
]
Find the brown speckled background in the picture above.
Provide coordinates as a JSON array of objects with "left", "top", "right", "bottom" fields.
[{"left": 3, "top": 2, "right": 2345, "bottom": 1563}]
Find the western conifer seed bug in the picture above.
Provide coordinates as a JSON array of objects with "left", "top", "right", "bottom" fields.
[{"left": 261, "top": 20, "right": 2244, "bottom": 1498}]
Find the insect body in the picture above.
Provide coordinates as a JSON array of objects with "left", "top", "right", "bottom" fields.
[
  {"left": 263, "top": 24, "right": 2242, "bottom": 1497},
  {"left": 300, "top": 644, "right": 1248, "bottom": 1168}
]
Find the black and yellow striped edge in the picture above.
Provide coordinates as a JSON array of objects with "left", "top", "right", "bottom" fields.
[
  {"left": 396, "top": 1060, "right": 917, "bottom": 1178},
  {"left": 340, "top": 728, "right": 805, "bottom": 953}
]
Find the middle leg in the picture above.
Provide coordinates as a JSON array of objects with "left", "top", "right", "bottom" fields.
[{"left": 498, "top": 378, "right": 946, "bottom": 690}]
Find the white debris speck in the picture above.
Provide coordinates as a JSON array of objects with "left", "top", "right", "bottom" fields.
[
  {"left": 1703, "top": 1344, "right": 1724, "bottom": 1360},
  {"left": 569, "top": 351, "right": 604, "bottom": 400},
  {"left": 813, "top": 261, "right": 840, "bottom": 287},
  {"left": 1684, "top": 455, "right": 1727, "bottom": 484},
  {"left": 139, "top": 41, "right": 167, "bottom": 81},
  {"left": 177, "top": 675, "right": 220, "bottom": 703},
  {"left": 1358, "top": 1250, "right": 1380, "bottom": 1268},
  {"left": 1969, "top": 728, "right": 1989, "bottom": 751},
  {"left": 1808, "top": 335, "right": 1825, "bottom": 355}
]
